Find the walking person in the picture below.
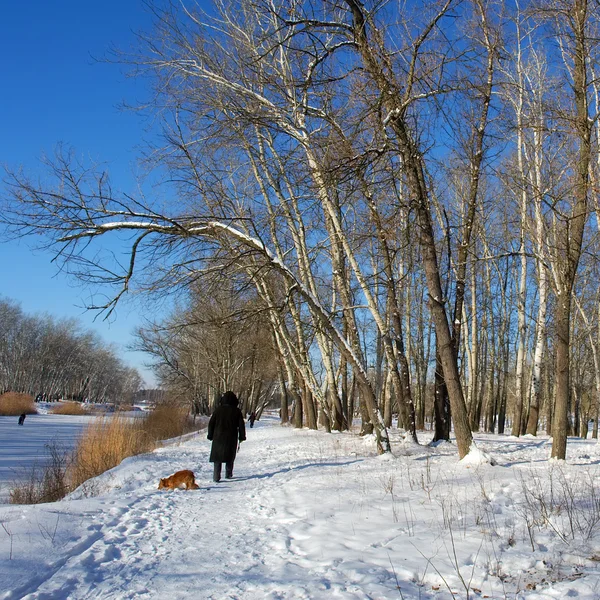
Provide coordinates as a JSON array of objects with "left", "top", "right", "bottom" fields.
[{"left": 207, "top": 391, "right": 246, "bottom": 482}]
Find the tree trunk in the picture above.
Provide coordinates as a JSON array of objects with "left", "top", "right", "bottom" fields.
[
  {"left": 342, "top": 0, "right": 473, "bottom": 458},
  {"left": 552, "top": 298, "right": 572, "bottom": 458},
  {"left": 525, "top": 125, "right": 548, "bottom": 436},
  {"left": 551, "top": 0, "right": 591, "bottom": 459},
  {"left": 293, "top": 387, "right": 303, "bottom": 429},
  {"left": 432, "top": 348, "right": 451, "bottom": 441}
]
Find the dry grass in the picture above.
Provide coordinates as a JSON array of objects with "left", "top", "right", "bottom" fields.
[
  {"left": 50, "top": 402, "right": 88, "bottom": 416},
  {"left": 0, "top": 392, "right": 37, "bottom": 416},
  {"left": 85, "top": 404, "right": 115, "bottom": 415},
  {"left": 143, "top": 403, "right": 198, "bottom": 442},
  {"left": 67, "top": 414, "right": 151, "bottom": 491}
]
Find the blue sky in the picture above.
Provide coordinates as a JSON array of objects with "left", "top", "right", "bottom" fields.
[{"left": 0, "top": 1, "right": 163, "bottom": 386}]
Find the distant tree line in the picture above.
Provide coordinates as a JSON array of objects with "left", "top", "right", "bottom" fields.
[
  {"left": 131, "top": 388, "right": 166, "bottom": 406},
  {"left": 0, "top": 297, "right": 141, "bottom": 404}
]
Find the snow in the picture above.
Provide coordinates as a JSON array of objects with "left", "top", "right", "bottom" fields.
[
  {"left": 1, "top": 413, "right": 600, "bottom": 599},
  {"left": 459, "top": 442, "right": 497, "bottom": 466}
]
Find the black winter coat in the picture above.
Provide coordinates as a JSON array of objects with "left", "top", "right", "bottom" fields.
[{"left": 208, "top": 400, "right": 246, "bottom": 463}]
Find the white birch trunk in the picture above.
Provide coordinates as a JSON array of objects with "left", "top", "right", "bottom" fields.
[
  {"left": 525, "top": 122, "right": 548, "bottom": 435},
  {"left": 511, "top": 17, "right": 529, "bottom": 437}
]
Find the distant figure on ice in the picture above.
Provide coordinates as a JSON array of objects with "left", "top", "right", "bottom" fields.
[
  {"left": 248, "top": 411, "right": 256, "bottom": 428},
  {"left": 207, "top": 391, "right": 246, "bottom": 482},
  {"left": 18, "top": 413, "right": 26, "bottom": 426}
]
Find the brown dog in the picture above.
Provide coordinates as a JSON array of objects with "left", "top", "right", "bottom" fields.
[{"left": 158, "top": 469, "right": 200, "bottom": 490}]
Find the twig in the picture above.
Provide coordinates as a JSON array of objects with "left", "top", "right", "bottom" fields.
[
  {"left": 410, "top": 541, "right": 457, "bottom": 598},
  {"left": 387, "top": 552, "right": 405, "bottom": 599},
  {"left": 1, "top": 522, "right": 13, "bottom": 560}
]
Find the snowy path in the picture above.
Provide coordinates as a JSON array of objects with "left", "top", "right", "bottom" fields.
[{"left": 2, "top": 415, "right": 600, "bottom": 599}]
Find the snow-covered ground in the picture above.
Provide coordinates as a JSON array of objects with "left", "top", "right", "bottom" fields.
[{"left": 1, "top": 413, "right": 600, "bottom": 599}]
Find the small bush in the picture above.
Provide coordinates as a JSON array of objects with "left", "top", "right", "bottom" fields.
[
  {"left": 0, "top": 392, "right": 37, "bottom": 416},
  {"left": 50, "top": 402, "right": 88, "bottom": 416}
]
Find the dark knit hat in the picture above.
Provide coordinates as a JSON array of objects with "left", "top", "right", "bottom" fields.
[{"left": 221, "top": 391, "right": 239, "bottom": 406}]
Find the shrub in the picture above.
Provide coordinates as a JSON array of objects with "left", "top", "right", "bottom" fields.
[
  {"left": 50, "top": 402, "right": 88, "bottom": 416},
  {"left": 0, "top": 392, "right": 37, "bottom": 416}
]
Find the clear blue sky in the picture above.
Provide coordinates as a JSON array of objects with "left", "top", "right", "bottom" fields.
[{"left": 0, "top": 1, "right": 164, "bottom": 387}]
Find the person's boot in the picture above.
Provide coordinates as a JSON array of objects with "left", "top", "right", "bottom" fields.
[
  {"left": 213, "top": 463, "right": 222, "bottom": 482},
  {"left": 225, "top": 462, "right": 234, "bottom": 479}
]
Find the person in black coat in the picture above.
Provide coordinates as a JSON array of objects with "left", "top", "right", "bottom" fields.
[{"left": 207, "top": 391, "right": 246, "bottom": 482}]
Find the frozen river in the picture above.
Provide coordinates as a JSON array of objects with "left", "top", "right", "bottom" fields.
[{"left": 0, "top": 414, "right": 91, "bottom": 503}]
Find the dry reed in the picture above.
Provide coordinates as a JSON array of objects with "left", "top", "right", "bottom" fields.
[
  {"left": 0, "top": 392, "right": 37, "bottom": 416},
  {"left": 50, "top": 402, "right": 88, "bottom": 416},
  {"left": 67, "top": 414, "right": 151, "bottom": 491},
  {"left": 143, "top": 404, "right": 196, "bottom": 442},
  {"left": 9, "top": 442, "right": 69, "bottom": 504}
]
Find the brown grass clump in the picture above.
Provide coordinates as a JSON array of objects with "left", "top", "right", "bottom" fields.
[
  {"left": 0, "top": 392, "right": 37, "bottom": 416},
  {"left": 85, "top": 404, "right": 113, "bottom": 415},
  {"left": 67, "top": 414, "right": 151, "bottom": 492},
  {"left": 143, "top": 403, "right": 197, "bottom": 442},
  {"left": 50, "top": 402, "right": 88, "bottom": 416}
]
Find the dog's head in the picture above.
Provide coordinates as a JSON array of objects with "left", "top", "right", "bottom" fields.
[{"left": 158, "top": 478, "right": 167, "bottom": 489}]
